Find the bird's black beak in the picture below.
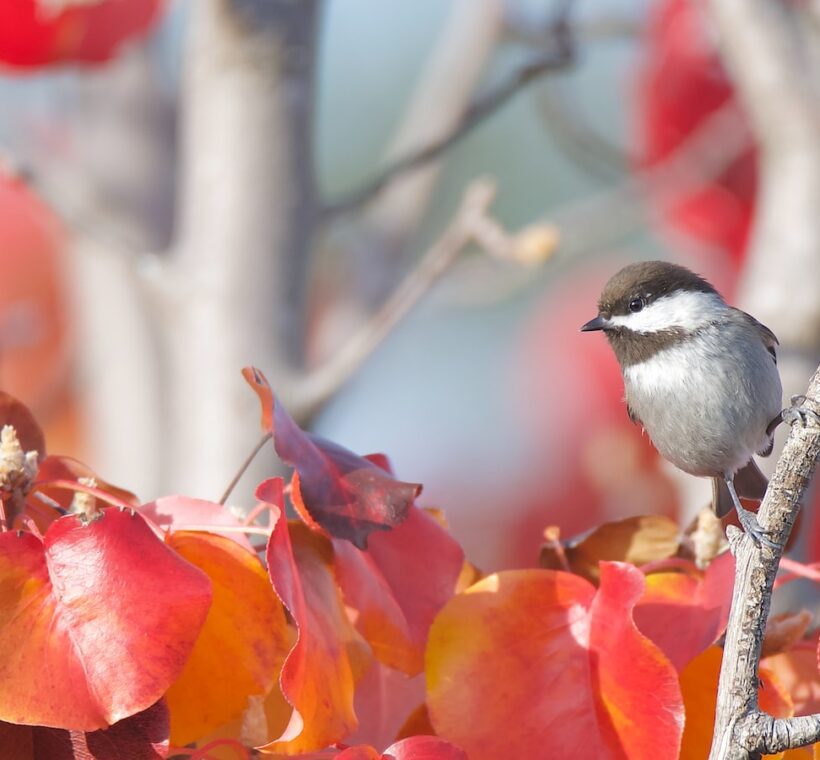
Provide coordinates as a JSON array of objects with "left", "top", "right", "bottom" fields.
[{"left": 580, "top": 316, "right": 606, "bottom": 332}]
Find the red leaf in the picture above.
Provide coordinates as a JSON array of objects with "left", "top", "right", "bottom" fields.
[
  {"left": 0, "top": 510, "right": 211, "bottom": 730},
  {"left": 633, "top": 551, "right": 735, "bottom": 671},
  {"left": 0, "top": 0, "right": 163, "bottom": 67},
  {"left": 334, "top": 505, "right": 464, "bottom": 675},
  {"left": 0, "top": 700, "right": 169, "bottom": 759},
  {"left": 426, "top": 562, "right": 683, "bottom": 760},
  {"left": 0, "top": 176, "right": 70, "bottom": 418},
  {"left": 381, "top": 736, "right": 468, "bottom": 760},
  {"left": 33, "top": 455, "right": 140, "bottom": 511},
  {"left": 243, "top": 368, "right": 421, "bottom": 549},
  {"left": 297, "top": 737, "right": 467, "bottom": 760},
  {"left": 259, "top": 478, "right": 369, "bottom": 753},
  {"left": 0, "top": 392, "right": 45, "bottom": 458},
  {"left": 346, "top": 660, "right": 425, "bottom": 750},
  {"left": 635, "top": 0, "right": 756, "bottom": 266}
]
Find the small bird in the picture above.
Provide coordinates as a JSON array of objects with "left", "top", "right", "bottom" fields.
[{"left": 581, "top": 260, "right": 783, "bottom": 547}]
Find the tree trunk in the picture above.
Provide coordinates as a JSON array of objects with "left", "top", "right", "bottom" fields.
[{"left": 166, "top": 0, "right": 319, "bottom": 498}]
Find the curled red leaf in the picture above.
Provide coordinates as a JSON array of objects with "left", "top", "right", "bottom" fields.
[{"left": 243, "top": 368, "right": 421, "bottom": 548}]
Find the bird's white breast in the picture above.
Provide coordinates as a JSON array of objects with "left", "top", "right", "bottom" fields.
[{"left": 621, "top": 325, "right": 780, "bottom": 477}]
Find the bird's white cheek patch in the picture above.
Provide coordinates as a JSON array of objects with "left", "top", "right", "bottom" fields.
[{"left": 608, "top": 291, "right": 724, "bottom": 333}]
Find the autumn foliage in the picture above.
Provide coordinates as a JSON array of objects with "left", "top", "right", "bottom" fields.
[
  {"left": 0, "top": 1, "right": 818, "bottom": 758},
  {"left": 0, "top": 366, "right": 816, "bottom": 760},
  {"left": 0, "top": 0, "right": 162, "bottom": 67}
]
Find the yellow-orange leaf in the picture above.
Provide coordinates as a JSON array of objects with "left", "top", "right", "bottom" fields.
[
  {"left": 680, "top": 646, "right": 792, "bottom": 760},
  {"left": 426, "top": 563, "right": 683, "bottom": 760},
  {"left": 164, "top": 531, "right": 290, "bottom": 746}
]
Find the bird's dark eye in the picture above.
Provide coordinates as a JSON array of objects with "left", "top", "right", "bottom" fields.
[{"left": 628, "top": 297, "right": 644, "bottom": 313}]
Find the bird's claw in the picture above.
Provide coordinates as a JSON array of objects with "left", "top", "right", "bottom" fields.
[
  {"left": 782, "top": 395, "right": 820, "bottom": 429},
  {"left": 735, "top": 504, "right": 779, "bottom": 550}
]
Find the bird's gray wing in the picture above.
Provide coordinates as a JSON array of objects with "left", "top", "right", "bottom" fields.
[{"left": 732, "top": 307, "right": 779, "bottom": 364}]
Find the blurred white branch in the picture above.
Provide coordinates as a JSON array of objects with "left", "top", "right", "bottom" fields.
[
  {"left": 345, "top": 0, "right": 503, "bottom": 231},
  {"left": 709, "top": 0, "right": 820, "bottom": 464},
  {"left": 164, "top": 0, "right": 319, "bottom": 497}
]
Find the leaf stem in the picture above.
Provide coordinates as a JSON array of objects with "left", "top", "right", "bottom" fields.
[
  {"left": 32, "top": 480, "right": 133, "bottom": 510},
  {"left": 218, "top": 431, "right": 273, "bottom": 505},
  {"left": 174, "top": 524, "right": 272, "bottom": 537}
]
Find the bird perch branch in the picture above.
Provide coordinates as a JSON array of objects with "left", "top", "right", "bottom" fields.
[{"left": 709, "top": 365, "right": 820, "bottom": 759}]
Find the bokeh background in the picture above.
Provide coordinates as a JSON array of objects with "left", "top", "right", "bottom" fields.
[{"left": 0, "top": 0, "right": 818, "bottom": 573}]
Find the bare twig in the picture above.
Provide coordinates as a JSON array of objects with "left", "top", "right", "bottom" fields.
[
  {"left": 322, "top": 44, "right": 574, "bottom": 219},
  {"left": 550, "top": 101, "right": 751, "bottom": 258},
  {"left": 533, "top": 83, "right": 628, "bottom": 179},
  {"left": 502, "top": 4, "right": 642, "bottom": 45},
  {"left": 292, "top": 179, "right": 498, "bottom": 417},
  {"left": 218, "top": 432, "right": 273, "bottom": 506},
  {"left": 708, "top": 366, "right": 820, "bottom": 759}
]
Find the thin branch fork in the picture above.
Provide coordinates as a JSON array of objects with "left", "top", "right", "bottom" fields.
[
  {"left": 291, "top": 179, "right": 499, "bottom": 418},
  {"left": 709, "top": 364, "right": 820, "bottom": 760},
  {"left": 321, "top": 42, "right": 574, "bottom": 219}
]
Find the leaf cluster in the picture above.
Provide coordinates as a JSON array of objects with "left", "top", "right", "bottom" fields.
[{"left": 0, "top": 372, "right": 816, "bottom": 760}]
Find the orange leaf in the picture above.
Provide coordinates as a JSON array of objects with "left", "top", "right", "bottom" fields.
[
  {"left": 679, "top": 646, "right": 792, "bottom": 760},
  {"left": 259, "top": 479, "right": 369, "bottom": 754},
  {"left": 782, "top": 747, "right": 817, "bottom": 760},
  {"left": 539, "top": 514, "right": 681, "bottom": 582},
  {"left": 762, "top": 611, "right": 813, "bottom": 658},
  {"left": 0, "top": 700, "right": 169, "bottom": 759},
  {"left": 633, "top": 551, "right": 734, "bottom": 670},
  {"left": 395, "top": 704, "right": 435, "bottom": 742},
  {"left": 426, "top": 562, "right": 683, "bottom": 760},
  {"left": 0, "top": 510, "right": 211, "bottom": 730},
  {"left": 163, "top": 531, "right": 290, "bottom": 746},
  {"left": 764, "top": 648, "right": 820, "bottom": 716},
  {"left": 243, "top": 368, "right": 420, "bottom": 549},
  {"left": 333, "top": 505, "right": 464, "bottom": 675}
]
